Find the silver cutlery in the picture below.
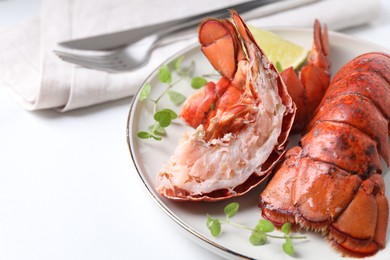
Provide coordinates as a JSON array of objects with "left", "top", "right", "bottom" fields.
[
  {"left": 55, "top": 0, "right": 318, "bottom": 73},
  {"left": 55, "top": 33, "right": 171, "bottom": 73}
]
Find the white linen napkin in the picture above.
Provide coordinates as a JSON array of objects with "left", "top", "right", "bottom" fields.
[{"left": 0, "top": 0, "right": 381, "bottom": 112}]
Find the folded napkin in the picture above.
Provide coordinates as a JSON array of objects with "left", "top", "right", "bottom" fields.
[{"left": 0, "top": 0, "right": 381, "bottom": 112}]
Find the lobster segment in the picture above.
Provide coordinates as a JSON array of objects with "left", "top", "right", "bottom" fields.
[
  {"left": 331, "top": 52, "right": 390, "bottom": 84},
  {"left": 259, "top": 52, "right": 390, "bottom": 257},
  {"left": 307, "top": 94, "right": 389, "bottom": 165},
  {"left": 301, "top": 121, "right": 382, "bottom": 177},
  {"left": 316, "top": 68, "right": 390, "bottom": 131}
]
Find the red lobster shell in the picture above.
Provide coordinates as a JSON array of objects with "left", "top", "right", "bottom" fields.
[{"left": 259, "top": 52, "right": 390, "bottom": 257}]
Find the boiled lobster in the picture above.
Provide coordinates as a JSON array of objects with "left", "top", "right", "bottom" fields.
[
  {"left": 155, "top": 11, "right": 295, "bottom": 201},
  {"left": 259, "top": 52, "right": 390, "bottom": 257},
  {"left": 181, "top": 20, "right": 330, "bottom": 133}
]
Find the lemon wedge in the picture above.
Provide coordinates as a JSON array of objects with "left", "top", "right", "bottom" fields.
[{"left": 249, "top": 25, "right": 309, "bottom": 71}]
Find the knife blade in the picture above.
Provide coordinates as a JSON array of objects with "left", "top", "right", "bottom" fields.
[{"left": 59, "top": 0, "right": 317, "bottom": 51}]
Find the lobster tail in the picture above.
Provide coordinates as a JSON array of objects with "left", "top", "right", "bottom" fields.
[
  {"left": 259, "top": 52, "right": 390, "bottom": 257},
  {"left": 157, "top": 11, "right": 295, "bottom": 201}
]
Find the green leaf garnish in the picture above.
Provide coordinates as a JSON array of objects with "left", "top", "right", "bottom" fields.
[
  {"left": 283, "top": 236, "right": 294, "bottom": 256},
  {"left": 158, "top": 65, "right": 172, "bottom": 84},
  {"left": 137, "top": 131, "right": 162, "bottom": 141},
  {"left": 153, "top": 109, "right": 177, "bottom": 128},
  {"left": 255, "top": 219, "right": 275, "bottom": 233},
  {"left": 137, "top": 131, "right": 151, "bottom": 139},
  {"left": 249, "top": 231, "right": 267, "bottom": 246},
  {"left": 154, "top": 110, "right": 172, "bottom": 127},
  {"left": 148, "top": 124, "right": 166, "bottom": 136},
  {"left": 139, "top": 82, "right": 151, "bottom": 101},
  {"left": 137, "top": 57, "right": 202, "bottom": 141},
  {"left": 224, "top": 202, "right": 239, "bottom": 218},
  {"left": 173, "top": 56, "right": 185, "bottom": 71},
  {"left": 206, "top": 203, "right": 305, "bottom": 256},
  {"left": 281, "top": 222, "right": 291, "bottom": 235},
  {"left": 163, "top": 108, "right": 178, "bottom": 119},
  {"left": 151, "top": 135, "right": 162, "bottom": 141},
  {"left": 207, "top": 215, "right": 221, "bottom": 237},
  {"left": 191, "top": 77, "right": 207, "bottom": 89},
  {"left": 167, "top": 90, "right": 186, "bottom": 106}
]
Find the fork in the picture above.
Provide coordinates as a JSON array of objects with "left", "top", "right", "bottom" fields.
[{"left": 55, "top": 33, "right": 168, "bottom": 73}]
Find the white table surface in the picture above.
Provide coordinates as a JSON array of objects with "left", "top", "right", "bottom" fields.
[{"left": 0, "top": 1, "right": 389, "bottom": 259}]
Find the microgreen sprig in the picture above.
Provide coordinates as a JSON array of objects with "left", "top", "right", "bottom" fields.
[
  {"left": 207, "top": 202, "right": 306, "bottom": 256},
  {"left": 138, "top": 56, "right": 206, "bottom": 141},
  {"left": 191, "top": 77, "right": 208, "bottom": 89}
]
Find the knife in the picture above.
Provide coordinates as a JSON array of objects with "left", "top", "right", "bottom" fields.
[{"left": 59, "top": 0, "right": 317, "bottom": 51}]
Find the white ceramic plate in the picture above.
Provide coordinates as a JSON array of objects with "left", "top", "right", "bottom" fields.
[{"left": 127, "top": 28, "right": 390, "bottom": 260}]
